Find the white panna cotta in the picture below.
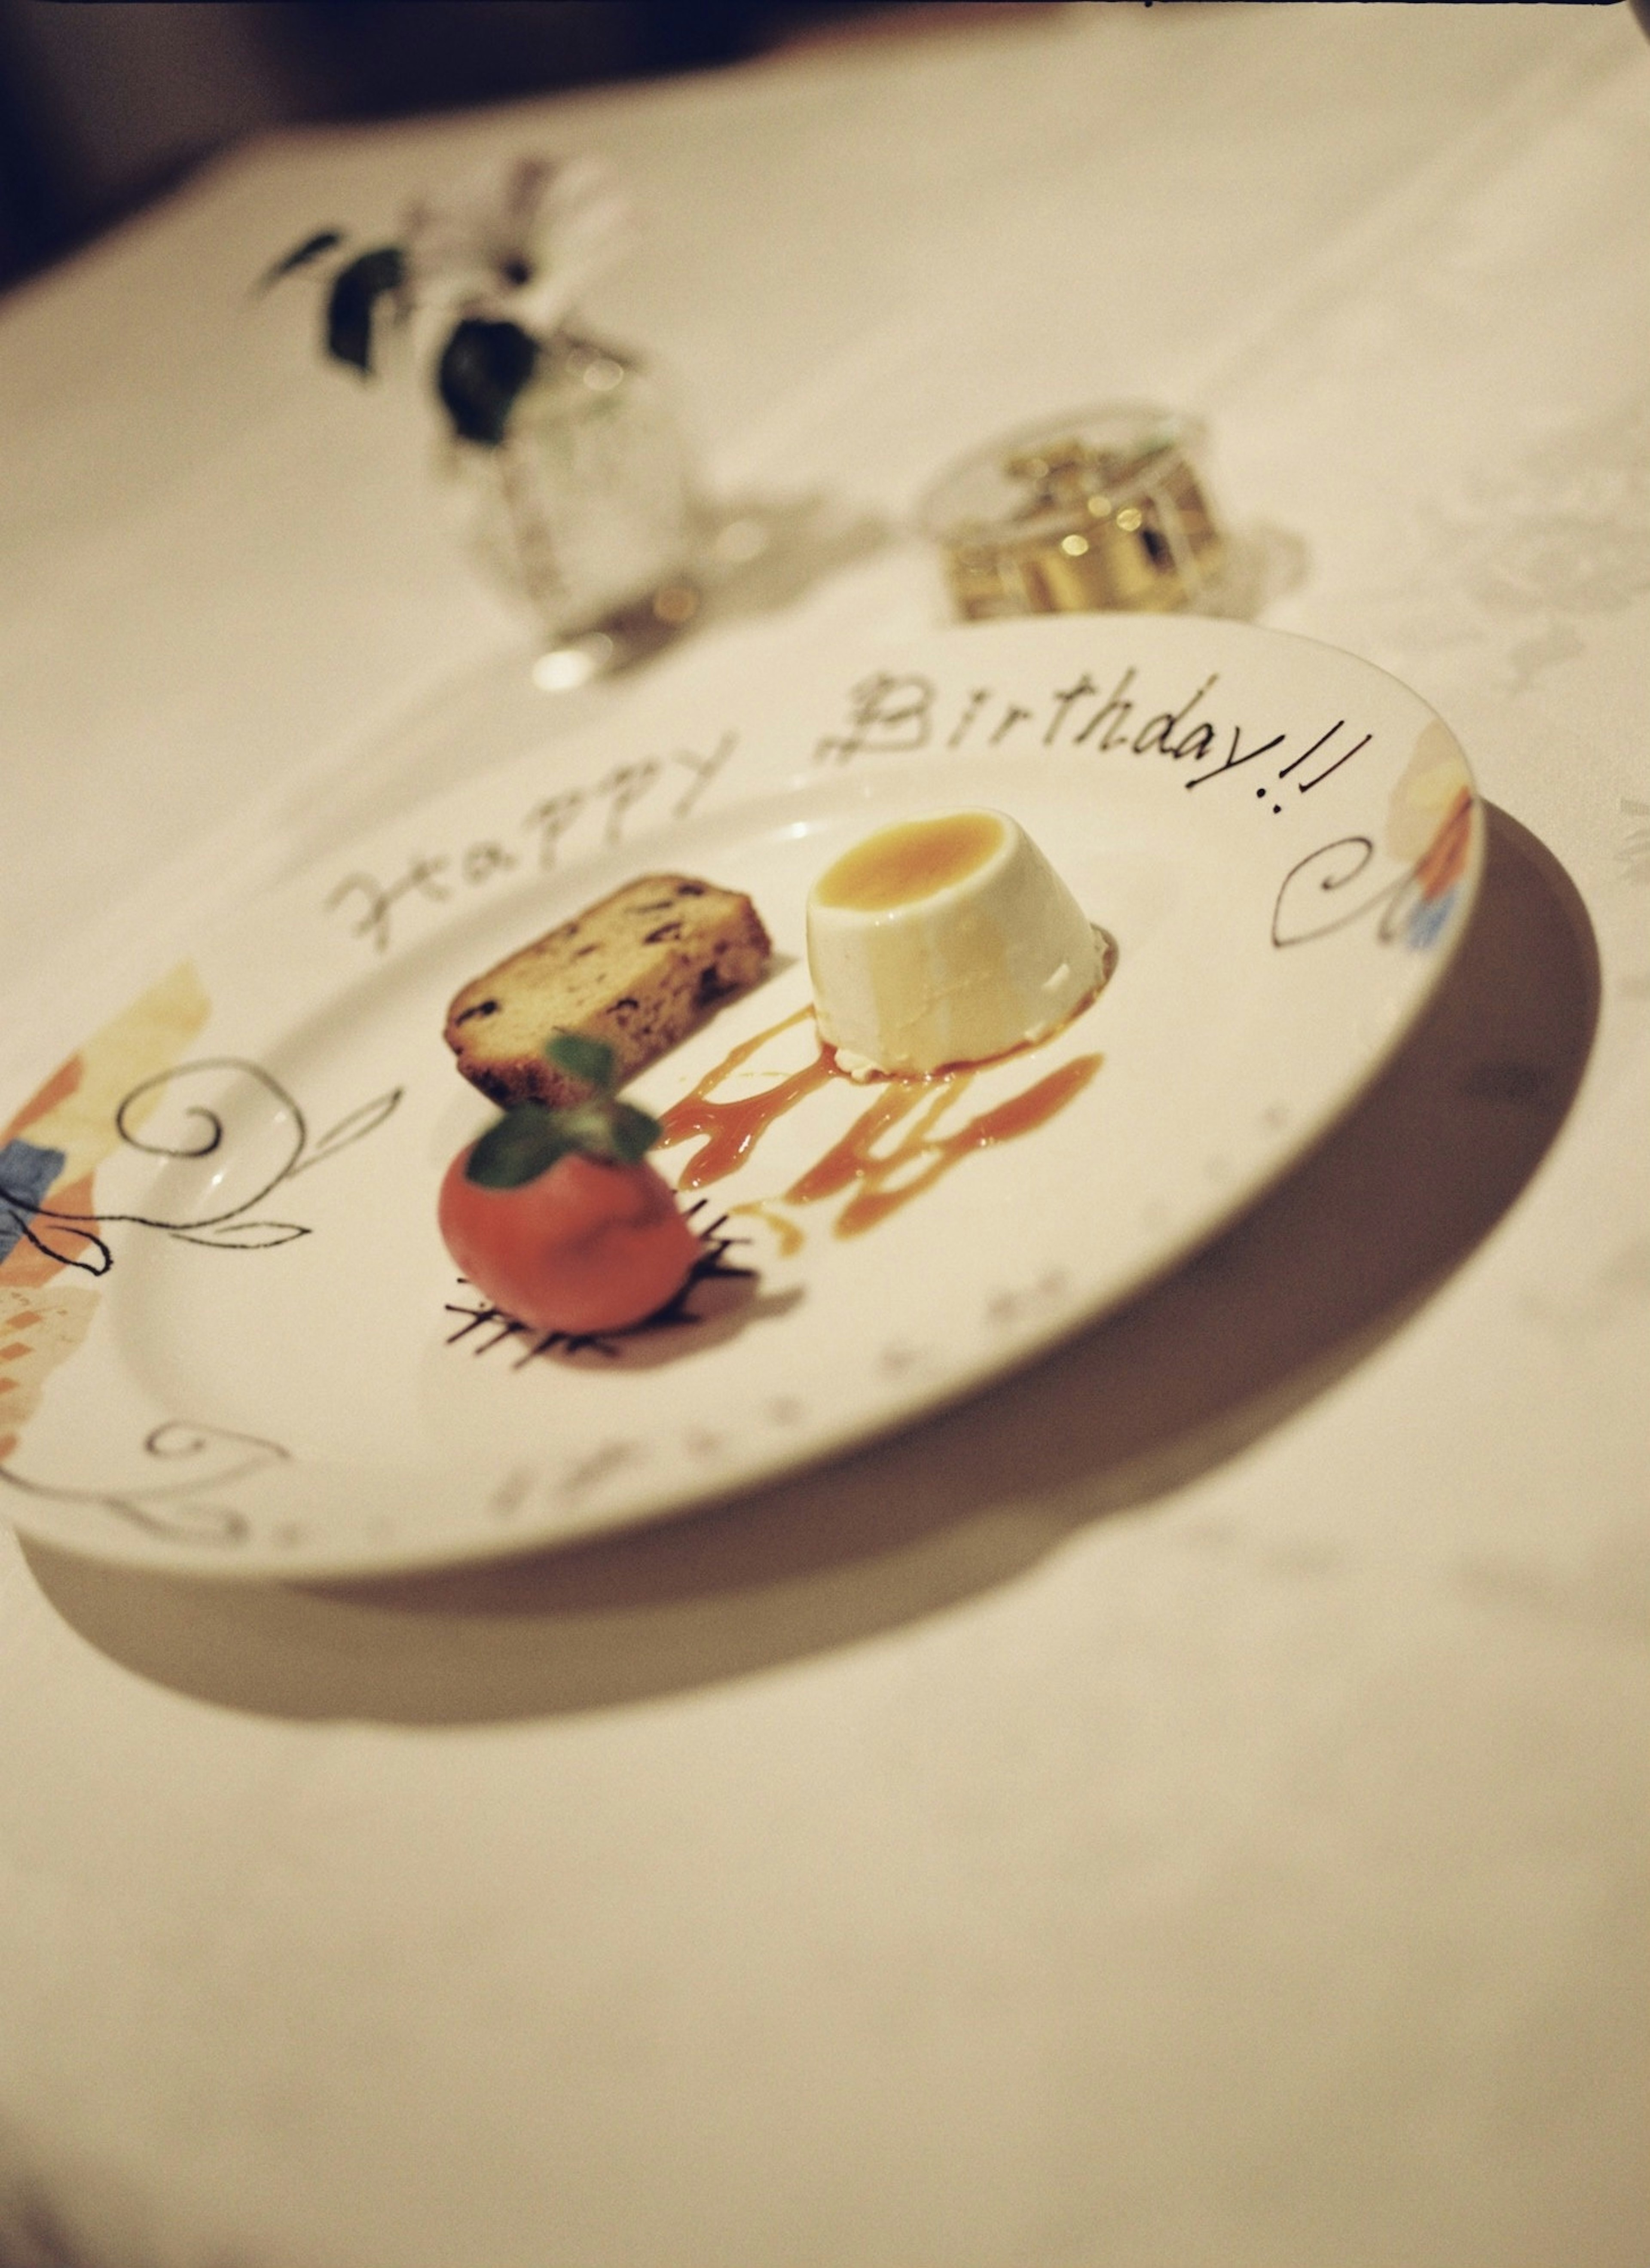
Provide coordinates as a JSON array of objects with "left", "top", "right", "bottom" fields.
[{"left": 806, "top": 809, "right": 1103, "bottom": 1076}]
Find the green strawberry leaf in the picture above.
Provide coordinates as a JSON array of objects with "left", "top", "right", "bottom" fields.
[
  {"left": 607, "top": 1103, "right": 663, "bottom": 1164},
  {"left": 546, "top": 1031, "right": 617, "bottom": 1093},
  {"left": 464, "top": 1104, "right": 574, "bottom": 1189},
  {"left": 464, "top": 1032, "right": 664, "bottom": 1186}
]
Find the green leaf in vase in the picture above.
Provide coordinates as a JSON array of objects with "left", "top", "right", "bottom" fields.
[
  {"left": 437, "top": 316, "right": 539, "bottom": 446},
  {"left": 257, "top": 229, "right": 347, "bottom": 293},
  {"left": 325, "top": 246, "right": 407, "bottom": 375}
]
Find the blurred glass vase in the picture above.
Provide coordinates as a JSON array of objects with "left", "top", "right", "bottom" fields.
[
  {"left": 266, "top": 153, "right": 701, "bottom": 680},
  {"left": 444, "top": 328, "right": 701, "bottom": 675}
]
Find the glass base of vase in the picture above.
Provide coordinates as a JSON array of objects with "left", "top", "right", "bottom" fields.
[{"left": 529, "top": 574, "right": 701, "bottom": 691}]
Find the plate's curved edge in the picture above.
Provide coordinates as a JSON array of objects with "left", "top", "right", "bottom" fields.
[
  {"left": 0, "top": 613, "right": 1486, "bottom": 1578},
  {"left": 0, "top": 611, "right": 1483, "bottom": 1103}
]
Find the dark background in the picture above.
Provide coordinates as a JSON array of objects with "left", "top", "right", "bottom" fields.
[
  {"left": 3, "top": 3, "right": 1637, "bottom": 298},
  {"left": 0, "top": 0, "right": 1014, "bottom": 295}
]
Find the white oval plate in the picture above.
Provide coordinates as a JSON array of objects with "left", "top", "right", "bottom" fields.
[{"left": 0, "top": 616, "right": 1482, "bottom": 1577}]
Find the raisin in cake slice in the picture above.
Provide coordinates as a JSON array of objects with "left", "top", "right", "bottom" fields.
[{"left": 445, "top": 873, "right": 771, "bottom": 1108}]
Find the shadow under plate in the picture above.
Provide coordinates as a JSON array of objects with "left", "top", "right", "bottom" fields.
[{"left": 24, "top": 804, "right": 1598, "bottom": 1726}]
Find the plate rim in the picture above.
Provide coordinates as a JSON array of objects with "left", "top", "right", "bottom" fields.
[{"left": 0, "top": 613, "right": 1485, "bottom": 1577}]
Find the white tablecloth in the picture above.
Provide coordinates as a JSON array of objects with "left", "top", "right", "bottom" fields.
[{"left": 1, "top": 7, "right": 1646, "bottom": 2263}]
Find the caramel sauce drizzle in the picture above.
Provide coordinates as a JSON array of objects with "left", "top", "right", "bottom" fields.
[
  {"left": 726, "top": 1198, "right": 805, "bottom": 1257},
  {"left": 657, "top": 1007, "right": 1102, "bottom": 1242},
  {"left": 787, "top": 1053, "right": 1100, "bottom": 1237},
  {"left": 657, "top": 1008, "right": 831, "bottom": 1191}
]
